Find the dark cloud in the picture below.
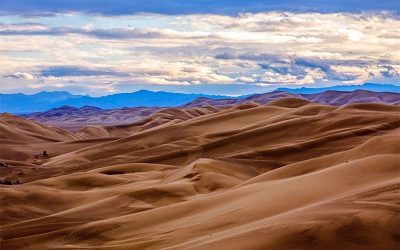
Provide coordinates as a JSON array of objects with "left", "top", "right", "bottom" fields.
[
  {"left": 1, "top": 0, "right": 398, "bottom": 16},
  {"left": 215, "top": 52, "right": 359, "bottom": 81},
  {"left": 40, "top": 66, "right": 128, "bottom": 77},
  {"left": 4, "top": 72, "right": 35, "bottom": 80},
  {"left": 215, "top": 53, "right": 288, "bottom": 63},
  {"left": 88, "top": 28, "right": 164, "bottom": 39},
  {"left": 0, "top": 22, "right": 44, "bottom": 26},
  {"left": 259, "top": 63, "right": 307, "bottom": 77},
  {"left": 380, "top": 65, "right": 400, "bottom": 78},
  {"left": 0, "top": 26, "right": 167, "bottom": 40},
  {"left": 215, "top": 53, "right": 235, "bottom": 60},
  {"left": 293, "top": 58, "right": 357, "bottom": 81}
]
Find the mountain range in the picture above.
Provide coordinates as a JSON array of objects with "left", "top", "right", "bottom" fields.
[
  {"left": 0, "top": 83, "right": 398, "bottom": 113},
  {"left": 0, "top": 90, "right": 227, "bottom": 113}
]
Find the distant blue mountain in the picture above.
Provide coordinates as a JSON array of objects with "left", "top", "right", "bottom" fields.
[
  {"left": 275, "top": 83, "right": 399, "bottom": 94},
  {"left": 0, "top": 90, "right": 228, "bottom": 113},
  {"left": 0, "top": 91, "right": 82, "bottom": 113},
  {"left": 56, "top": 90, "right": 228, "bottom": 110},
  {"left": 1, "top": 83, "right": 398, "bottom": 113}
]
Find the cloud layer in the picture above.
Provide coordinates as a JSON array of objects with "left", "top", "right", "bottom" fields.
[{"left": 0, "top": 11, "right": 399, "bottom": 95}]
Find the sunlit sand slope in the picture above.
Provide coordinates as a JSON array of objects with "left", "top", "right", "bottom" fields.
[{"left": 0, "top": 98, "right": 399, "bottom": 249}]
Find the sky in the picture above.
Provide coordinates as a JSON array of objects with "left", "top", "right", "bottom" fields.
[{"left": 0, "top": 0, "right": 399, "bottom": 96}]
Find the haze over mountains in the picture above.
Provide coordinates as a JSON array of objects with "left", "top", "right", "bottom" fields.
[{"left": 1, "top": 83, "right": 398, "bottom": 113}]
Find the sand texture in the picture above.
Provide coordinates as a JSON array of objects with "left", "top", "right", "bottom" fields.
[
  {"left": 1, "top": 98, "right": 399, "bottom": 249},
  {"left": 22, "top": 90, "right": 400, "bottom": 131}
]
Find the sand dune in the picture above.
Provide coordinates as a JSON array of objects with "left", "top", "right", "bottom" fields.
[
  {"left": 0, "top": 113, "right": 117, "bottom": 163},
  {"left": 21, "top": 105, "right": 161, "bottom": 131},
  {"left": 0, "top": 113, "right": 78, "bottom": 143},
  {"left": 0, "top": 97, "right": 399, "bottom": 249},
  {"left": 103, "top": 106, "right": 222, "bottom": 137},
  {"left": 20, "top": 90, "right": 400, "bottom": 131}
]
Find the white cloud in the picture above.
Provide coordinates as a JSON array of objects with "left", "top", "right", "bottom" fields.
[
  {"left": 4, "top": 72, "right": 35, "bottom": 80},
  {"left": 0, "top": 11, "right": 399, "bottom": 94}
]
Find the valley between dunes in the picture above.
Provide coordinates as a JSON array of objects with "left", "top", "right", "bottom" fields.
[{"left": 0, "top": 98, "right": 399, "bottom": 249}]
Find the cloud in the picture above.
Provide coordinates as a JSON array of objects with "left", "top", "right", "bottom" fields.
[
  {"left": 1, "top": 0, "right": 398, "bottom": 16},
  {"left": 216, "top": 53, "right": 287, "bottom": 64},
  {"left": 260, "top": 71, "right": 315, "bottom": 84},
  {"left": 258, "top": 63, "right": 306, "bottom": 76},
  {"left": 294, "top": 58, "right": 357, "bottom": 81},
  {"left": 216, "top": 52, "right": 359, "bottom": 82},
  {"left": 40, "top": 66, "right": 129, "bottom": 77},
  {"left": 4, "top": 72, "right": 35, "bottom": 80},
  {"left": 380, "top": 65, "right": 399, "bottom": 78},
  {"left": 0, "top": 25, "right": 172, "bottom": 40},
  {"left": 0, "top": 11, "right": 399, "bottom": 94}
]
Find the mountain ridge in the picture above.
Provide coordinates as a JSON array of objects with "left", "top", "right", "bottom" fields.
[
  {"left": 1, "top": 83, "right": 398, "bottom": 113},
  {"left": 0, "top": 90, "right": 228, "bottom": 113}
]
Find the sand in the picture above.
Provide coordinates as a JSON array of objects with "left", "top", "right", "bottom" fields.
[
  {"left": 21, "top": 106, "right": 161, "bottom": 131},
  {"left": 0, "top": 98, "right": 399, "bottom": 249},
  {"left": 22, "top": 90, "right": 400, "bottom": 132}
]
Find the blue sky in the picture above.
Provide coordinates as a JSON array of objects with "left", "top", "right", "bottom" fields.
[
  {"left": 1, "top": 1, "right": 398, "bottom": 16},
  {"left": 0, "top": 1, "right": 399, "bottom": 96}
]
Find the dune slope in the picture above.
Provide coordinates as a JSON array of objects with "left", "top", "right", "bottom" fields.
[{"left": 0, "top": 98, "right": 399, "bottom": 249}]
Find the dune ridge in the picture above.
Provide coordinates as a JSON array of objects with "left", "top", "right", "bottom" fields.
[{"left": 0, "top": 97, "right": 399, "bottom": 249}]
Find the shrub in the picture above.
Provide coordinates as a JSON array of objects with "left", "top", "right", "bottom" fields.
[{"left": 0, "top": 178, "right": 21, "bottom": 185}]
